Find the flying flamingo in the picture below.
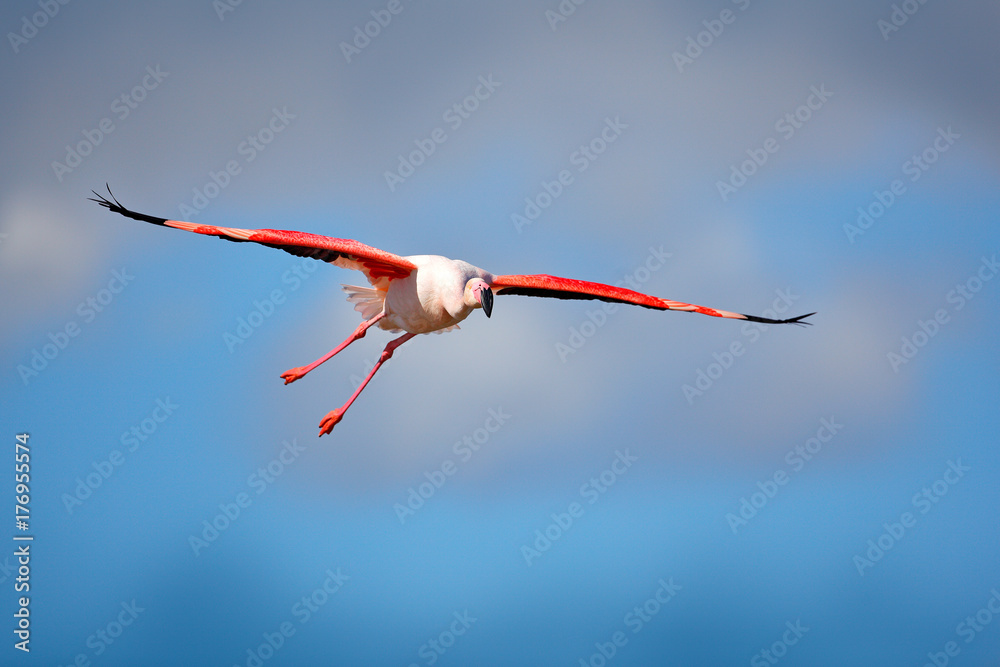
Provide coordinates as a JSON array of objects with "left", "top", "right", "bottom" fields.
[{"left": 91, "top": 187, "right": 813, "bottom": 436}]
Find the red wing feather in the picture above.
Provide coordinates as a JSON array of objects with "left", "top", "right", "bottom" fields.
[
  {"left": 490, "top": 274, "right": 814, "bottom": 325},
  {"left": 90, "top": 187, "right": 415, "bottom": 285},
  {"left": 245, "top": 229, "right": 415, "bottom": 281}
]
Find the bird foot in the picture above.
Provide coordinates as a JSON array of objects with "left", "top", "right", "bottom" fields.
[
  {"left": 280, "top": 367, "right": 306, "bottom": 385},
  {"left": 318, "top": 410, "right": 344, "bottom": 437}
]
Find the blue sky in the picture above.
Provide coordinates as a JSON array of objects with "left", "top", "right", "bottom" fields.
[{"left": 2, "top": 1, "right": 999, "bottom": 665}]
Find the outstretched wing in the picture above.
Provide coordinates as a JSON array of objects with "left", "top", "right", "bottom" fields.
[
  {"left": 90, "top": 186, "right": 415, "bottom": 287},
  {"left": 490, "top": 274, "right": 814, "bottom": 325}
]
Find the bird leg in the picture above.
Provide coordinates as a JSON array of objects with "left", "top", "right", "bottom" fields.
[
  {"left": 280, "top": 312, "right": 387, "bottom": 385},
  {"left": 318, "top": 331, "right": 417, "bottom": 436}
]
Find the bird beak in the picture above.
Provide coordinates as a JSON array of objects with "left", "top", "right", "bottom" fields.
[{"left": 478, "top": 286, "right": 493, "bottom": 318}]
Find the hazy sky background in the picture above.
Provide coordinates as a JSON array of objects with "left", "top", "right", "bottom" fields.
[{"left": 2, "top": 1, "right": 999, "bottom": 665}]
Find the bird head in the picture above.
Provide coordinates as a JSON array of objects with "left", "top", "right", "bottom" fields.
[{"left": 466, "top": 278, "right": 493, "bottom": 318}]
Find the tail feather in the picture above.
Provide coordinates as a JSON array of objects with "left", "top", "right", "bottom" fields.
[{"left": 341, "top": 284, "right": 386, "bottom": 321}]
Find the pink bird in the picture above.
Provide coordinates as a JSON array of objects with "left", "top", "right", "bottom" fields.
[{"left": 92, "top": 187, "right": 813, "bottom": 436}]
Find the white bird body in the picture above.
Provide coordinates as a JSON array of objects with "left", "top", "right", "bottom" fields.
[
  {"left": 91, "top": 187, "right": 813, "bottom": 436},
  {"left": 378, "top": 255, "right": 492, "bottom": 334}
]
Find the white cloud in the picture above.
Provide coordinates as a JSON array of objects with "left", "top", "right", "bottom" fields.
[{"left": 0, "top": 190, "right": 107, "bottom": 335}]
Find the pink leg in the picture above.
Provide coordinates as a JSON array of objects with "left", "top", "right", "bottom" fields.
[
  {"left": 281, "top": 313, "right": 386, "bottom": 385},
  {"left": 318, "top": 331, "right": 417, "bottom": 436}
]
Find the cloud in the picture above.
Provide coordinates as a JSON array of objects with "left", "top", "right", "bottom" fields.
[{"left": 0, "top": 190, "right": 106, "bottom": 338}]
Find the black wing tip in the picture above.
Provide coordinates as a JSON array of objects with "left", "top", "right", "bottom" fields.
[
  {"left": 743, "top": 311, "right": 816, "bottom": 326},
  {"left": 89, "top": 184, "right": 169, "bottom": 226},
  {"left": 87, "top": 183, "right": 122, "bottom": 210}
]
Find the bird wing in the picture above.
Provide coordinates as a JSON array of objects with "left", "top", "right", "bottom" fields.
[
  {"left": 91, "top": 187, "right": 415, "bottom": 287},
  {"left": 489, "top": 274, "right": 814, "bottom": 325}
]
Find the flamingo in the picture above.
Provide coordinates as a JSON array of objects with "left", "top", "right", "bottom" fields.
[{"left": 91, "top": 187, "right": 813, "bottom": 436}]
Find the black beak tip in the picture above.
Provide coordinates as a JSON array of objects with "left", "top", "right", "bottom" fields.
[{"left": 482, "top": 287, "right": 493, "bottom": 318}]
